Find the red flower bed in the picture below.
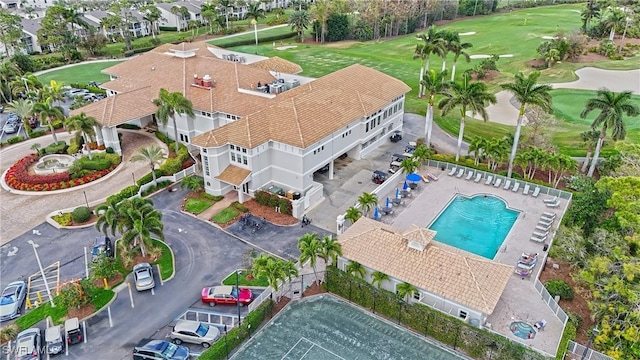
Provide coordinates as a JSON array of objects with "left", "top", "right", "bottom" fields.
[{"left": 4, "top": 154, "right": 116, "bottom": 192}]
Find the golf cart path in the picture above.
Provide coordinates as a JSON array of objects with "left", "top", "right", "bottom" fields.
[{"left": 472, "top": 67, "right": 640, "bottom": 125}]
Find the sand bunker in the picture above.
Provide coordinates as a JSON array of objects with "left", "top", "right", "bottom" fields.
[
  {"left": 276, "top": 46, "right": 297, "bottom": 50},
  {"left": 470, "top": 54, "right": 513, "bottom": 59},
  {"left": 541, "top": 36, "right": 557, "bottom": 40},
  {"left": 459, "top": 32, "right": 476, "bottom": 36}
]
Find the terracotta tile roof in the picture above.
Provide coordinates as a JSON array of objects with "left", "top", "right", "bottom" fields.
[
  {"left": 192, "top": 64, "right": 411, "bottom": 149},
  {"left": 339, "top": 218, "right": 513, "bottom": 315},
  {"left": 69, "top": 87, "right": 157, "bottom": 127},
  {"left": 215, "top": 165, "right": 251, "bottom": 186},
  {"left": 247, "top": 56, "right": 303, "bottom": 74}
]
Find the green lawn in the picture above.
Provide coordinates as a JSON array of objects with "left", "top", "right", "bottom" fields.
[
  {"left": 37, "top": 61, "right": 122, "bottom": 85},
  {"left": 222, "top": 269, "right": 269, "bottom": 287},
  {"left": 152, "top": 239, "right": 174, "bottom": 281},
  {"left": 208, "top": 26, "right": 296, "bottom": 47},
  {"left": 184, "top": 197, "right": 214, "bottom": 215},
  {"left": 212, "top": 207, "right": 239, "bottom": 224}
]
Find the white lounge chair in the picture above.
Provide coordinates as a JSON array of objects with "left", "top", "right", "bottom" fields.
[
  {"left": 541, "top": 216, "right": 555, "bottom": 222},
  {"left": 535, "top": 224, "right": 550, "bottom": 232},
  {"left": 546, "top": 201, "right": 560, "bottom": 208},
  {"left": 512, "top": 182, "right": 520, "bottom": 192},
  {"left": 456, "top": 169, "right": 464, "bottom": 178},
  {"left": 533, "top": 231, "right": 549, "bottom": 238},
  {"left": 473, "top": 173, "right": 482, "bottom": 183},
  {"left": 448, "top": 167, "right": 457, "bottom": 176},
  {"left": 543, "top": 212, "right": 556, "bottom": 217},
  {"left": 465, "top": 170, "right": 474, "bottom": 180},
  {"left": 503, "top": 179, "right": 511, "bottom": 190},
  {"left": 485, "top": 175, "right": 493, "bottom": 185},
  {"left": 532, "top": 187, "right": 540, "bottom": 197},
  {"left": 543, "top": 196, "right": 558, "bottom": 204},
  {"left": 530, "top": 235, "right": 547, "bottom": 243},
  {"left": 522, "top": 184, "right": 530, "bottom": 195},
  {"left": 539, "top": 219, "right": 553, "bottom": 227},
  {"left": 494, "top": 178, "right": 502, "bottom": 188}
]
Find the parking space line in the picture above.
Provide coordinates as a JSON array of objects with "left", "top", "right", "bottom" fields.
[
  {"left": 151, "top": 288, "right": 155, "bottom": 296},
  {"left": 83, "top": 321, "right": 87, "bottom": 343},
  {"left": 127, "top": 282, "right": 135, "bottom": 308},
  {"left": 26, "top": 261, "right": 60, "bottom": 309}
]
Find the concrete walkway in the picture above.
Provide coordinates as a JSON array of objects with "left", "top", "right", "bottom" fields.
[{"left": 0, "top": 130, "right": 168, "bottom": 245}]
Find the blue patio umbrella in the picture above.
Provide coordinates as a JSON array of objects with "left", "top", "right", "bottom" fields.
[
  {"left": 373, "top": 206, "right": 380, "bottom": 220},
  {"left": 403, "top": 181, "right": 409, "bottom": 191},
  {"left": 385, "top": 197, "right": 391, "bottom": 208},
  {"left": 406, "top": 173, "right": 422, "bottom": 182},
  {"left": 395, "top": 188, "right": 401, "bottom": 199}
]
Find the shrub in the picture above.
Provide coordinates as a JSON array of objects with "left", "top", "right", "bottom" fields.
[
  {"left": 231, "top": 201, "right": 248, "bottom": 213},
  {"left": 52, "top": 212, "right": 73, "bottom": 226},
  {"left": 7, "top": 135, "right": 24, "bottom": 144},
  {"left": 159, "top": 158, "right": 182, "bottom": 175},
  {"left": 545, "top": 279, "right": 574, "bottom": 300},
  {"left": 137, "top": 169, "right": 164, "bottom": 187},
  {"left": 57, "top": 280, "right": 92, "bottom": 309},
  {"left": 0, "top": 323, "right": 19, "bottom": 343},
  {"left": 77, "top": 157, "right": 111, "bottom": 171},
  {"left": 67, "top": 142, "right": 79, "bottom": 155},
  {"left": 44, "top": 141, "right": 68, "bottom": 154},
  {"left": 202, "top": 193, "right": 224, "bottom": 201},
  {"left": 102, "top": 153, "right": 122, "bottom": 166},
  {"left": 116, "top": 124, "right": 141, "bottom": 130},
  {"left": 105, "top": 147, "right": 114, "bottom": 154},
  {"left": 278, "top": 198, "right": 292, "bottom": 215},
  {"left": 30, "top": 130, "right": 46, "bottom": 138},
  {"left": 71, "top": 206, "right": 91, "bottom": 223}
]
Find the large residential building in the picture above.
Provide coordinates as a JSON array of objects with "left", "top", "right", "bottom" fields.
[
  {"left": 72, "top": 41, "right": 410, "bottom": 217},
  {"left": 337, "top": 217, "right": 514, "bottom": 326}
]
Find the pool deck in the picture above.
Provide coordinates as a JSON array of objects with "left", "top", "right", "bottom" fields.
[{"left": 385, "top": 166, "right": 567, "bottom": 357}]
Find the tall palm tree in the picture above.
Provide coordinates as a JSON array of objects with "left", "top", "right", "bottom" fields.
[
  {"left": 64, "top": 7, "right": 91, "bottom": 38},
  {"left": 420, "top": 69, "right": 449, "bottom": 146},
  {"left": 580, "top": 129, "right": 601, "bottom": 173},
  {"left": 141, "top": 5, "right": 162, "bottom": 38},
  {"left": 10, "top": 73, "right": 41, "bottom": 98},
  {"left": 396, "top": 282, "right": 418, "bottom": 302},
  {"left": 581, "top": 89, "right": 639, "bottom": 177},
  {"left": 119, "top": 199, "right": 164, "bottom": 257},
  {"left": 180, "top": 175, "right": 204, "bottom": 192},
  {"left": 345, "top": 261, "right": 366, "bottom": 279},
  {"left": 289, "top": 10, "right": 310, "bottom": 43},
  {"left": 357, "top": 192, "right": 378, "bottom": 218},
  {"left": 318, "top": 235, "right": 342, "bottom": 266},
  {"left": 399, "top": 157, "right": 419, "bottom": 175},
  {"left": 414, "top": 26, "right": 446, "bottom": 97},
  {"left": 66, "top": 113, "right": 99, "bottom": 158},
  {"left": 438, "top": 74, "right": 496, "bottom": 162},
  {"left": 5, "top": 98, "right": 34, "bottom": 137},
  {"left": 603, "top": 8, "right": 626, "bottom": 41},
  {"left": 245, "top": 2, "right": 265, "bottom": 22},
  {"left": 39, "top": 80, "right": 65, "bottom": 105},
  {"left": 130, "top": 145, "right": 166, "bottom": 185},
  {"left": 449, "top": 38, "right": 472, "bottom": 81},
  {"left": 95, "top": 197, "right": 128, "bottom": 237},
  {"left": 188, "top": 19, "right": 201, "bottom": 40},
  {"left": 298, "top": 233, "right": 322, "bottom": 283},
  {"left": 439, "top": 30, "right": 459, "bottom": 72},
  {"left": 371, "top": 271, "right": 389, "bottom": 289},
  {"left": 468, "top": 136, "right": 487, "bottom": 165},
  {"left": 153, "top": 88, "right": 195, "bottom": 154},
  {"left": 217, "top": 0, "right": 235, "bottom": 29},
  {"left": 344, "top": 206, "right": 362, "bottom": 225},
  {"left": 411, "top": 144, "right": 432, "bottom": 166},
  {"left": 32, "top": 101, "right": 65, "bottom": 143},
  {"left": 200, "top": 2, "right": 218, "bottom": 34},
  {"left": 500, "top": 71, "right": 553, "bottom": 178},
  {"left": 580, "top": 3, "right": 600, "bottom": 32},
  {"left": 0, "top": 61, "right": 20, "bottom": 103},
  {"left": 170, "top": 5, "right": 189, "bottom": 32}
]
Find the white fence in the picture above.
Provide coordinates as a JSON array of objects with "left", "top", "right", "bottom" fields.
[
  {"left": 137, "top": 164, "right": 196, "bottom": 196},
  {"left": 533, "top": 278, "right": 569, "bottom": 325},
  {"left": 565, "top": 341, "right": 615, "bottom": 360},
  {"left": 247, "top": 286, "right": 273, "bottom": 313}
]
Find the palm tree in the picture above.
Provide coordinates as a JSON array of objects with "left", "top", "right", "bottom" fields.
[
  {"left": 439, "top": 30, "right": 459, "bottom": 72},
  {"left": 580, "top": 3, "right": 601, "bottom": 32},
  {"left": 95, "top": 197, "right": 128, "bottom": 237},
  {"left": 449, "top": 38, "right": 472, "bottom": 81},
  {"left": 170, "top": 5, "right": 189, "bottom": 32},
  {"left": 64, "top": 7, "right": 91, "bottom": 38},
  {"left": 318, "top": 235, "right": 342, "bottom": 266},
  {"left": 345, "top": 261, "right": 366, "bottom": 279},
  {"left": 581, "top": 89, "right": 639, "bottom": 177},
  {"left": 551, "top": 154, "right": 577, "bottom": 188},
  {"left": 252, "top": 255, "right": 298, "bottom": 298},
  {"left": 217, "top": 0, "right": 235, "bottom": 29},
  {"left": 200, "top": 2, "right": 218, "bottom": 34},
  {"left": 399, "top": 157, "right": 419, "bottom": 175},
  {"left": 500, "top": 71, "right": 553, "bottom": 178},
  {"left": 188, "top": 19, "right": 201, "bottom": 40},
  {"left": 396, "top": 282, "right": 418, "bottom": 302},
  {"left": 30, "top": 142, "right": 41, "bottom": 155},
  {"left": 130, "top": 145, "right": 166, "bottom": 185},
  {"left": 298, "top": 233, "right": 321, "bottom": 283},
  {"left": 119, "top": 199, "right": 164, "bottom": 257},
  {"left": 0, "top": 61, "right": 20, "bottom": 103},
  {"left": 311, "top": 0, "right": 331, "bottom": 44},
  {"left": 289, "top": 10, "right": 310, "bottom": 43},
  {"left": 344, "top": 206, "right": 362, "bottom": 225},
  {"left": 5, "top": 99, "right": 34, "bottom": 137},
  {"left": 153, "top": 88, "right": 195, "bottom": 154},
  {"left": 580, "top": 129, "right": 601, "bottom": 173},
  {"left": 245, "top": 2, "right": 265, "bottom": 22},
  {"left": 438, "top": 74, "right": 497, "bottom": 162},
  {"left": 468, "top": 136, "right": 487, "bottom": 165},
  {"left": 411, "top": 144, "right": 432, "bottom": 166},
  {"left": 603, "top": 8, "right": 626, "bottom": 41},
  {"left": 414, "top": 26, "right": 446, "bottom": 97},
  {"left": 39, "top": 80, "right": 65, "bottom": 105},
  {"left": 66, "top": 113, "right": 99, "bottom": 158},
  {"left": 180, "top": 175, "right": 204, "bottom": 192},
  {"left": 141, "top": 5, "right": 162, "bottom": 39},
  {"left": 371, "top": 271, "right": 389, "bottom": 289},
  {"left": 357, "top": 192, "right": 378, "bottom": 218},
  {"left": 420, "top": 69, "right": 449, "bottom": 146},
  {"left": 32, "top": 101, "right": 64, "bottom": 143},
  {"left": 544, "top": 48, "right": 560, "bottom": 68},
  {"left": 10, "top": 73, "right": 41, "bottom": 98}
]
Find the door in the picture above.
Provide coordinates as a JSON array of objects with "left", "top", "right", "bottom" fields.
[{"left": 242, "top": 182, "right": 250, "bottom": 194}]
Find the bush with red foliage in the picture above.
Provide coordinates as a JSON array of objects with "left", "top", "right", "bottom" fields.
[
  {"left": 182, "top": 159, "right": 195, "bottom": 169},
  {"left": 4, "top": 154, "right": 116, "bottom": 192}
]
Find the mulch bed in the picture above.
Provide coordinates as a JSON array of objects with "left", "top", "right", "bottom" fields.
[
  {"left": 92, "top": 272, "right": 124, "bottom": 289},
  {"left": 539, "top": 258, "right": 594, "bottom": 344},
  {"left": 67, "top": 304, "right": 95, "bottom": 320},
  {"left": 237, "top": 199, "right": 299, "bottom": 226}
]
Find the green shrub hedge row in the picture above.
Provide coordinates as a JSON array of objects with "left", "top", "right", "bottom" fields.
[
  {"left": 198, "top": 300, "right": 274, "bottom": 360},
  {"left": 44, "top": 141, "right": 68, "bottom": 154},
  {"left": 231, "top": 201, "right": 249, "bottom": 213},
  {"left": 217, "top": 31, "right": 297, "bottom": 48},
  {"left": 117, "top": 124, "right": 141, "bottom": 130},
  {"left": 140, "top": 180, "right": 172, "bottom": 197},
  {"left": 136, "top": 170, "right": 164, "bottom": 187},
  {"left": 7, "top": 136, "right": 24, "bottom": 144},
  {"left": 254, "top": 190, "right": 292, "bottom": 215},
  {"left": 106, "top": 185, "right": 141, "bottom": 205},
  {"left": 325, "top": 267, "right": 546, "bottom": 360}
]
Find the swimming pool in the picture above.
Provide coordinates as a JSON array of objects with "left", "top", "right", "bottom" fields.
[{"left": 428, "top": 194, "right": 519, "bottom": 259}]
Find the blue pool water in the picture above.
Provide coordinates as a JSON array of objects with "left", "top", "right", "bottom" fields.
[
  {"left": 510, "top": 321, "right": 536, "bottom": 339},
  {"left": 428, "top": 195, "right": 519, "bottom": 259}
]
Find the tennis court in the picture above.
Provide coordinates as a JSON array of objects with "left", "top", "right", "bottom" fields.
[{"left": 231, "top": 295, "right": 469, "bottom": 360}]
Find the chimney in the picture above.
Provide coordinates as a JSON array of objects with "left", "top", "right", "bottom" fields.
[{"left": 202, "top": 74, "right": 212, "bottom": 88}]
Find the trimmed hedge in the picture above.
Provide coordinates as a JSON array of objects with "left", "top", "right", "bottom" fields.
[
  {"left": 231, "top": 201, "right": 249, "bottom": 213},
  {"left": 158, "top": 26, "right": 177, "bottom": 32},
  {"left": 117, "top": 124, "right": 141, "bottom": 130},
  {"left": 44, "top": 141, "right": 68, "bottom": 154},
  {"left": 7, "top": 135, "right": 24, "bottom": 144},
  {"left": 71, "top": 206, "right": 91, "bottom": 223},
  {"left": 106, "top": 185, "right": 140, "bottom": 205}
]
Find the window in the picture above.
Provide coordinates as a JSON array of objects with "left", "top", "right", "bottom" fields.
[
  {"left": 229, "top": 144, "right": 248, "bottom": 165},
  {"left": 203, "top": 157, "right": 210, "bottom": 176},
  {"left": 413, "top": 292, "right": 421, "bottom": 300},
  {"left": 459, "top": 310, "right": 468, "bottom": 320},
  {"left": 365, "top": 123, "right": 369, "bottom": 132}
]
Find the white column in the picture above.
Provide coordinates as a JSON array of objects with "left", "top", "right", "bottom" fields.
[
  {"left": 336, "top": 214, "right": 345, "bottom": 235},
  {"left": 329, "top": 161, "right": 334, "bottom": 180}
]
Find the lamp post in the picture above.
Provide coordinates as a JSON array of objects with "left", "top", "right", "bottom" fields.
[
  {"left": 580, "top": 327, "right": 599, "bottom": 360},
  {"left": 27, "top": 240, "right": 55, "bottom": 307},
  {"left": 251, "top": 19, "right": 258, "bottom": 46},
  {"left": 223, "top": 324, "right": 229, "bottom": 360},
  {"left": 83, "top": 191, "right": 90, "bottom": 209},
  {"left": 236, "top": 270, "right": 242, "bottom": 326}
]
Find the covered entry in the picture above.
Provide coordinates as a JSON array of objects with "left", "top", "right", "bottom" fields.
[{"left": 215, "top": 165, "right": 251, "bottom": 203}]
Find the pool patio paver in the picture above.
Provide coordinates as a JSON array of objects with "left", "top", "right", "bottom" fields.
[{"left": 384, "top": 166, "right": 567, "bottom": 357}]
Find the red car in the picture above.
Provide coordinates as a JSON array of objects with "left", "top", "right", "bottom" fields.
[{"left": 201, "top": 286, "right": 252, "bottom": 307}]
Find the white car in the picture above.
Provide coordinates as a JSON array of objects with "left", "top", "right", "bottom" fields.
[
  {"left": 170, "top": 320, "right": 220, "bottom": 348},
  {"left": 0, "top": 280, "right": 26, "bottom": 322},
  {"left": 133, "top": 263, "right": 155, "bottom": 291}
]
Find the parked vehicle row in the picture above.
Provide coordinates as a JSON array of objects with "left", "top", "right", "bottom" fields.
[{"left": 10, "top": 317, "right": 83, "bottom": 360}]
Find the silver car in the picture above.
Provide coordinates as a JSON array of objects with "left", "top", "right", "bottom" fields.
[
  {"left": 0, "top": 280, "right": 26, "bottom": 322},
  {"left": 3, "top": 121, "right": 18, "bottom": 134},
  {"left": 15, "top": 328, "right": 42, "bottom": 360},
  {"left": 170, "top": 320, "right": 220, "bottom": 348},
  {"left": 133, "top": 263, "right": 155, "bottom": 291}
]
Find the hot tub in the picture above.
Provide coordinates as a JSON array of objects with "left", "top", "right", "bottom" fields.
[{"left": 509, "top": 321, "right": 536, "bottom": 339}]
